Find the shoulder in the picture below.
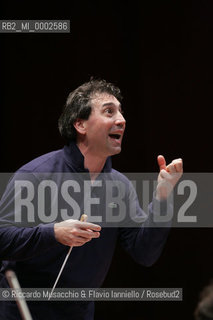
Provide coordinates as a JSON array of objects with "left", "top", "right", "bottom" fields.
[
  {"left": 17, "top": 149, "right": 63, "bottom": 173},
  {"left": 110, "top": 168, "right": 132, "bottom": 185}
]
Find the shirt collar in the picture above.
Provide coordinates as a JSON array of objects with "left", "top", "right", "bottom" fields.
[{"left": 63, "top": 141, "right": 112, "bottom": 173}]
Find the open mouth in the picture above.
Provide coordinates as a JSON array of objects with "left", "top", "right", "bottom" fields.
[{"left": 109, "top": 134, "right": 121, "bottom": 140}]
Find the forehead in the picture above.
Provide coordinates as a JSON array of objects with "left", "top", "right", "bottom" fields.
[{"left": 90, "top": 92, "right": 121, "bottom": 108}]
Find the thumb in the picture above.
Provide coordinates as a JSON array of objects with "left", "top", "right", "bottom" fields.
[{"left": 157, "top": 155, "right": 167, "bottom": 171}]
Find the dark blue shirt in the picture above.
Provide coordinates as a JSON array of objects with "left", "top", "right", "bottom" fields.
[{"left": 0, "top": 142, "right": 170, "bottom": 319}]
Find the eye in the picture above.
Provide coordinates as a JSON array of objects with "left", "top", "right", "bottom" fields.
[{"left": 104, "top": 108, "right": 114, "bottom": 115}]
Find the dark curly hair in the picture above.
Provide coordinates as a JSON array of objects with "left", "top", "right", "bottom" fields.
[{"left": 58, "top": 79, "right": 123, "bottom": 142}]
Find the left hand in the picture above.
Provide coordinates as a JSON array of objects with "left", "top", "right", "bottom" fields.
[{"left": 156, "top": 155, "right": 183, "bottom": 200}]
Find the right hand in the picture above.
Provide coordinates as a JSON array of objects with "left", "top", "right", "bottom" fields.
[{"left": 54, "top": 219, "right": 101, "bottom": 247}]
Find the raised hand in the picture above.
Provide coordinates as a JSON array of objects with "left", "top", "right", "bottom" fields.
[{"left": 156, "top": 155, "right": 183, "bottom": 200}]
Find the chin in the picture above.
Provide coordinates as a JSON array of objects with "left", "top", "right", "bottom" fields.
[{"left": 110, "top": 147, "right": 122, "bottom": 156}]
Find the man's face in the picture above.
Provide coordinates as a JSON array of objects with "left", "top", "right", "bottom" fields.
[{"left": 82, "top": 92, "right": 126, "bottom": 158}]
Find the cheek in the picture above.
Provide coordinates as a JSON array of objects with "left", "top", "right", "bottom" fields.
[
  {"left": 86, "top": 118, "right": 112, "bottom": 137},
  {"left": 88, "top": 124, "right": 105, "bottom": 138}
]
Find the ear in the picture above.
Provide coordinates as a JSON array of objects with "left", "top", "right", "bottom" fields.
[{"left": 73, "top": 118, "right": 87, "bottom": 136}]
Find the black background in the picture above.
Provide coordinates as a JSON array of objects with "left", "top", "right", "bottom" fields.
[{"left": 0, "top": 1, "right": 213, "bottom": 319}]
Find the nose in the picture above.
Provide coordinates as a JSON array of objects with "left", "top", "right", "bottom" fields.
[{"left": 115, "top": 111, "right": 126, "bottom": 128}]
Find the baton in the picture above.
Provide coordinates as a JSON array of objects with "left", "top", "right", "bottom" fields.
[{"left": 48, "top": 214, "right": 88, "bottom": 300}]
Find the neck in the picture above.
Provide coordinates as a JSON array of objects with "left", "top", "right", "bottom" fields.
[{"left": 77, "top": 141, "right": 107, "bottom": 181}]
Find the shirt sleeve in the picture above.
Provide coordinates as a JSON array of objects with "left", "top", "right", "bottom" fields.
[
  {"left": 118, "top": 180, "right": 172, "bottom": 267},
  {"left": 0, "top": 172, "right": 61, "bottom": 261},
  {"left": 0, "top": 223, "right": 60, "bottom": 261}
]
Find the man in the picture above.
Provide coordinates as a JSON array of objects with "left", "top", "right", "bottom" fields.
[{"left": 0, "top": 79, "right": 183, "bottom": 319}]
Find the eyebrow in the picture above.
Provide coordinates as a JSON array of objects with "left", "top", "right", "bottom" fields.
[{"left": 102, "top": 102, "right": 122, "bottom": 112}]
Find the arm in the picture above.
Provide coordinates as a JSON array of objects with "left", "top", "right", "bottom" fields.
[
  {"left": 0, "top": 223, "right": 59, "bottom": 261},
  {"left": 0, "top": 172, "right": 101, "bottom": 261},
  {"left": 118, "top": 156, "right": 183, "bottom": 266},
  {"left": 0, "top": 172, "right": 60, "bottom": 261},
  {"left": 0, "top": 221, "right": 101, "bottom": 261}
]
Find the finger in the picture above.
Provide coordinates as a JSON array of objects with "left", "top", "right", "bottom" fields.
[
  {"left": 72, "top": 234, "right": 93, "bottom": 243},
  {"left": 78, "top": 222, "right": 101, "bottom": 231},
  {"left": 77, "top": 230, "right": 100, "bottom": 239},
  {"left": 166, "top": 164, "right": 177, "bottom": 173},
  {"left": 157, "top": 155, "right": 167, "bottom": 171},
  {"left": 70, "top": 227, "right": 100, "bottom": 239},
  {"left": 159, "top": 169, "right": 170, "bottom": 180},
  {"left": 63, "top": 219, "right": 101, "bottom": 231},
  {"left": 172, "top": 159, "right": 183, "bottom": 172}
]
